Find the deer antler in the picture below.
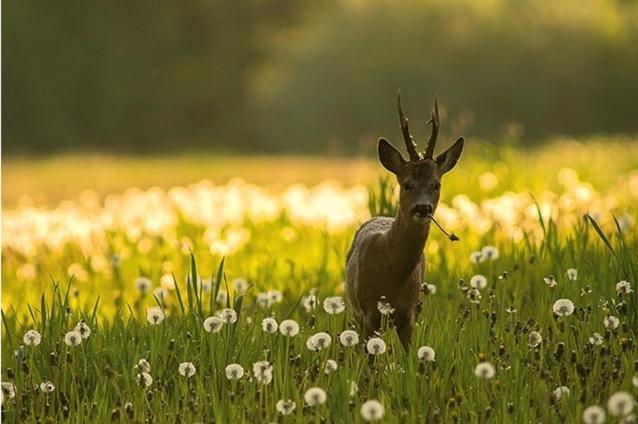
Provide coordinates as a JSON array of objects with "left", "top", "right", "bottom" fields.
[
  {"left": 397, "top": 93, "right": 421, "bottom": 161},
  {"left": 423, "top": 97, "right": 440, "bottom": 159}
]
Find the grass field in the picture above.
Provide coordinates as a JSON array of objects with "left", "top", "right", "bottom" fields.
[{"left": 2, "top": 138, "right": 638, "bottom": 422}]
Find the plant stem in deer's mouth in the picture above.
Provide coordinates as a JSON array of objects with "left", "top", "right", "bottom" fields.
[{"left": 428, "top": 215, "right": 460, "bottom": 241}]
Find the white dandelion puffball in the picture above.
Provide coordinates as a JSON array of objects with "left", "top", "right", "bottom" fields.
[
  {"left": 178, "top": 362, "right": 196, "bottom": 378},
  {"left": 339, "top": 330, "right": 360, "bottom": 347},
  {"left": 467, "top": 288, "right": 482, "bottom": 304},
  {"left": 1, "top": 382, "right": 16, "bottom": 400},
  {"left": 324, "top": 359, "right": 338, "bottom": 374},
  {"left": 267, "top": 290, "right": 283, "bottom": 306},
  {"left": 553, "top": 386, "right": 570, "bottom": 400},
  {"left": 302, "top": 294, "right": 317, "bottom": 312},
  {"left": 261, "top": 317, "right": 278, "bottom": 334},
  {"left": 607, "top": 391, "right": 635, "bottom": 417},
  {"left": 323, "top": 296, "right": 346, "bottom": 315},
  {"left": 23, "top": 329, "right": 42, "bottom": 346},
  {"left": 566, "top": 268, "right": 578, "bottom": 281},
  {"left": 136, "top": 372, "right": 153, "bottom": 388},
  {"left": 311, "top": 332, "right": 332, "bottom": 350},
  {"left": 423, "top": 283, "right": 437, "bottom": 295},
  {"left": 136, "top": 359, "right": 151, "bottom": 373},
  {"left": 146, "top": 307, "right": 165, "bottom": 325},
  {"left": 528, "top": 331, "right": 543, "bottom": 347},
  {"left": 217, "top": 308, "right": 238, "bottom": 324},
  {"left": 377, "top": 297, "right": 395, "bottom": 315},
  {"left": 481, "top": 245, "right": 499, "bottom": 260},
  {"left": 470, "top": 251, "right": 484, "bottom": 264},
  {"left": 64, "top": 330, "right": 83, "bottom": 347},
  {"left": 256, "top": 292, "right": 269, "bottom": 308},
  {"left": 304, "top": 387, "right": 327, "bottom": 406},
  {"left": 543, "top": 276, "right": 557, "bottom": 288},
  {"left": 474, "top": 362, "right": 496, "bottom": 380},
  {"left": 582, "top": 405, "right": 606, "bottom": 424},
  {"left": 203, "top": 316, "right": 224, "bottom": 333},
  {"left": 616, "top": 280, "right": 633, "bottom": 295},
  {"left": 276, "top": 399, "right": 296, "bottom": 415},
  {"left": 252, "top": 360, "right": 273, "bottom": 385},
  {"left": 604, "top": 315, "right": 620, "bottom": 330},
  {"left": 225, "top": 363, "right": 244, "bottom": 380},
  {"left": 40, "top": 381, "right": 55, "bottom": 393},
  {"left": 366, "top": 337, "right": 387, "bottom": 355},
  {"left": 135, "top": 276, "right": 152, "bottom": 294},
  {"left": 552, "top": 299, "right": 575, "bottom": 316},
  {"left": 589, "top": 332, "right": 604, "bottom": 346},
  {"left": 417, "top": 346, "right": 436, "bottom": 362},
  {"left": 470, "top": 275, "right": 488, "bottom": 290},
  {"left": 360, "top": 399, "right": 385, "bottom": 422},
  {"left": 279, "top": 319, "right": 300, "bottom": 337},
  {"left": 74, "top": 321, "right": 91, "bottom": 339},
  {"left": 232, "top": 277, "right": 248, "bottom": 294},
  {"left": 216, "top": 290, "right": 228, "bottom": 305}
]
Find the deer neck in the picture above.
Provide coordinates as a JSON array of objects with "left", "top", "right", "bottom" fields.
[{"left": 385, "top": 209, "right": 430, "bottom": 278}]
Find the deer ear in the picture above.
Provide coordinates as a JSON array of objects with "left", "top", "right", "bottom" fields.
[
  {"left": 378, "top": 138, "right": 405, "bottom": 175},
  {"left": 435, "top": 137, "right": 464, "bottom": 175}
]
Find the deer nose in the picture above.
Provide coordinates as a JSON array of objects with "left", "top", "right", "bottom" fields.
[{"left": 412, "top": 203, "right": 433, "bottom": 218}]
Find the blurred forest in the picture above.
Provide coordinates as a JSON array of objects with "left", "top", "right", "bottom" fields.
[{"left": 3, "top": 0, "right": 638, "bottom": 155}]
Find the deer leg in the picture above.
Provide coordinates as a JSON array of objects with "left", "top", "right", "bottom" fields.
[{"left": 396, "top": 315, "right": 414, "bottom": 350}]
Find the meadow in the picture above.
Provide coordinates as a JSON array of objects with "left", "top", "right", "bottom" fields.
[{"left": 1, "top": 138, "right": 638, "bottom": 422}]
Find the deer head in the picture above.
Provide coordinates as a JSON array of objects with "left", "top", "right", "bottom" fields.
[{"left": 378, "top": 94, "right": 464, "bottom": 224}]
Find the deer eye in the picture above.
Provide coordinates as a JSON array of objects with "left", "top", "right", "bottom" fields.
[
  {"left": 434, "top": 182, "right": 441, "bottom": 190},
  {"left": 403, "top": 182, "right": 414, "bottom": 191}
]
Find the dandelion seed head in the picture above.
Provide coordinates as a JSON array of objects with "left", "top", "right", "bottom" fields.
[
  {"left": 616, "top": 280, "right": 633, "bottom": 295},
  {"left": 136, "top": 372, "right": 153, "bottom": 388},
  {"left": 543, "top": 275, "right": 557, "bottom": 288},
  {"left": 366, "top": 337, "right": 387, "bottom": 355},
  {"left": 64, "top": 330, "right": 83, "bottom": 347},
  {"left": 178, "top": 362, "right": 196, "bottom": 378},
  {"left": 216, "top": 290, "right": 228, "bottom": 305},
  {"left": 589, "top": 332, "right": 604, "bottom": 346},
  {"left": 582, "top": 405, "right": 606, "bottom": 424},
  {"left": 40, "top": 381, "right": 55, "bottom": 393},
  {"left": 417, "top": 346, "right": 436, "bottom": 362},
  {"left": 252, "top": 360, "right": 273, "bottom": 384},
  {"left": 276, "top": 399, "right": 296, "bottom": 415},
  {"left": 481, "top": 245, "right": 499, "bottom": 260},
  {"left": 470, "top": 251, "right": 484, "bottom": 264},
  {"left": 474, "top": 362, "right": 496, "bottom": 379},
  {"left": 136, "top": 359, "right": 151, "bottom": 373},
  {"left": 467, "top": 288, "right": 482, "bottom": 304},
  {"left": 304, "top": 387, "right": 327, "bottom": 406},
  {"left": 528, "top": 331, "right": 542, "bottom": 347},
  {"left": 1, "top": 382, "right": 16, "bottom": 399},
  {"left": 232, "top": 277, "right": 248, "bottom": 294},
  {"left": 324, "top": 359, "right": 338, "bottom": 374},
  {"left": 323, "top": 296, "right": 345, "bottom": 315},
  {"left": 146, "top": 307, "right": 165, "bottom": 325},
  {"left": 339, "top": 330, "right": 360, "bottom": 347},
  {"left": 135, "top": 277, "right": 152, "bottom": 294},
  {"left": 225, "top": 363, "right": 244, "bottom": 380},
  {"left": 377, "top": 297, "right": 395, "bottom": 315},
  {"left": 553, "top": 386, "right": 570, "bottom": 400},
  {"left": 217, "top": 308, "right": 237, "bottom": 324},
  {"left": 23, "top": 329, "right": 42, "bottom": 346},
  {"left": 261, "top": 317, "right": 278, "bottom": 334},
  {"left": 302, "top": 294, "right": 317, "bottom": 312},
  {"left": 552, "top": 299, "right": 575, "bottom": 316},
  {"left": 470, "top": 274, "right": 488, "bottom": 290},
  {"left": 267, "top": 290, "right": 283, "bottom": 306},
  {"left": 74, "top": 321, "right": 91, "bottom": 339},
  {"left": 308, "top": 332, "right": 332, "bottom": 351},
  {"left": 279, "top": 319, "right": 300, "bottom": 337},
  {"left": 604, "top": 315, "right": 619, "bottom": 330},
  {"left": 607, "top": 391, "right": 635, "bottom": 417},
  {"left": 566, "top": 268, "right": 578, "bottom": 281},
  {"left": 360, "top": 399, "right": 385, "bottom": 422}
]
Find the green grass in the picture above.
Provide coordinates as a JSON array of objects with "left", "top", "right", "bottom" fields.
[{"left": 2, "top": 139, "right": 638, "bottom": 422}]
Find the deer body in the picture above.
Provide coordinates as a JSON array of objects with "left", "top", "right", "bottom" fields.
[{"left": 345, "top": 95, "right": 464, "bottom": 348}]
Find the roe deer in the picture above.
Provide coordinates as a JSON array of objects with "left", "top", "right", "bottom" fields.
[{"left": 345, "top": 94, "right": 464, "bottom": 348}]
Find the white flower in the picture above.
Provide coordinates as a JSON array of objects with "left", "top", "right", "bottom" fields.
[
  {"left": 582, "top": 405, "right": 606, "bottom": 424},
  {"left": 470, "top": 275, "right": 488, "bottom": 290},
  {"left": 360, "top": 399, "right": 385, "bottom": 422},
  {"left": 543, "top": 275, "right": 557, "bottom": 288},
  {"left": 1, "top": 382, "right": 16, "bottom": 399},
  {"left": 552, "top": 299, "right": 575, "bottom": 316},
  {"left": 339, "top": 330, "right": 360, "bottom": 347},
  {"left": 178, "top": 362, "right": 196, "bottom": 378},
  {"left": 467, "top": 288, "right": 482, "bottom": 304},
  {"left": 225, "top": 363, "right": 244, "bottom": 380},
  {"left": 616, "top": 280, "right": 633, "bottom": 295},
  {"left": 252, "top": 360, "right": 273, "bottom": 385},
  {"left": 302, "top": 294, "right": 317, "bottom": 312},
  {"left": 308, "top": 332, "right": 332, "bottom": 351},
  {"left": 279, "top": 319, "right": 300, "bottom": 337},
  {"left": 256, "top": 292, "right": 269, "bottom": 308},
  {"left": 589, "top": 332, "right": 604, "bottom": 346},
  {"left": 481, "top": 245, "right": 499, "bottom": 260},
  {"left": 136, "top": 372, "right": 153, "bottom": 388},
  {"left": 217, "top": 308, "right": 237, "bottom": 324},
  {"left": 136, "top": 359, "right": 151, "bottom": 373},
  {"left": 146, "top": 307, "right": 165, "bottom": 325},
  {"left": 417, "top": 346, "right": 436, "bottom": 362},
  {"left": 40, "top": 381, "right": 55, "bottom": 393},
  {"left": 377, "top": 297, "right": 395, "bottom": 315},
  {"left": 366, "top": 337, "right": 386, "bottom": 355},
  {"left": 604, "top": 315, "right": 620, "bottom": 330},
  {"left": 276, "top": 399, "right": 296, "bottom": 415},
  {"left": 528, "top": 331, "right": 542, "bottom": 347},
  {"left": 261, "top": 317, "right": 278, "bottom": 334},
  {"left": 474, "top": 362, "right": 496, "bottom": 379},
  {"left": 23, "top": 329, "right": 42, "bottom": 346},
  {"left": 64, "top": 330, "right": 82, "bottom": 347},
  {"left": 607, "top": 391, "right": 635, "bottom": 417},
  {"left": 267, "top": 290, "right": 283, "bottom": 306},
  {"left": 324, "top": 359, "right": 338, "bottom": 374},
  {"left": 135, "top": 277, "right": 152, "bottom": 294},
  {"left": 470, "top": 251, "right": 484, "bottom": 264},
  {"left": 203, "top": 316, "right": 224, "bottom": 333},
  {"left": 553, "top": 386, "right": 570, "bottom": 400},
  {"left": 74, "top": 321, "right": 91, "bottom": 339},
  {"left": 304, "top": 387, "right": 327, "bottom": 406},
  {"left": 423, "top": 283, "right": 437, "bottom": 295},
  {"left": 232, "top": 277, "right": 248, "bottom": 294},
  {"left": 566, "top": 268, "right": 578, "bottom": 281},
  {"left": 323, "top": 296, "right": 345, "bottom": 315}
]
